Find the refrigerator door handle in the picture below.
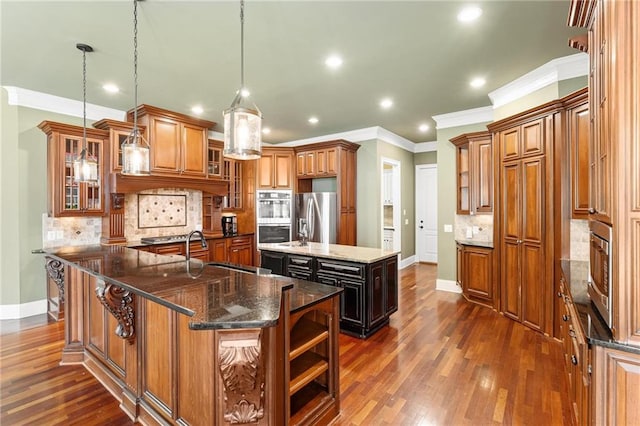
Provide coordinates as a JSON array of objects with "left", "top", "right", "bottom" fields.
[{"left": 307, "top": 197, "right": 315, "bottom": 239}]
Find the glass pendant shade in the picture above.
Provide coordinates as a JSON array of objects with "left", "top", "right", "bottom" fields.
[
  {"left": 121, "top": 128, "right": 150, "bottom": 175},
  {"left": 223, "top": 92, "right": 262, "bottom": 160},
  {"left": 73, "top": 148, "right": 99, "bottom": 184}
]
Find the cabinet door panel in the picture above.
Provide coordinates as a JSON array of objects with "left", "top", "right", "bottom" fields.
[
  {"left": 274, "top": 153, "right": 292, "bottom": 188},
  {"left": 257, "top": 154, "right": 274, "bottom": 188},
  {"left": 326, "top": 148, "right": 337, "bottom": 175},
  {"left": 521, "top": 119, "right": 544, "bottom": 157},
  {"left": 521, "top": 243, "right": 544, "bottom": 331},
  {"left": 316, "top": 150, "right": 327, "bottom": 175},
  {"left": 340, "top": 280, "right": 364, "bottom": 327},
  {"left": 473, "top": 138, "right": 493, "bottom": 213},
  {"left": 385, "top": 257, "right": 398, "bottom": 315},
  {"left": 465, "top": 248, "right": 493, "bottom": 301},
  {"left": 522, "top": 158, "right": 544, "bottom": 243},
  {"left": 151, "top": 118, "right": 180, "bottom": 171},
  {"left": 501, "top": 241, "right": 521, "bottom": 321},
  {"left": 501, "top": 128, "right": 520, "bottom": 161},
  {"left": 502, "top": 162, "right": 521, "bottom": 239},
  {"left": 368, "top": 263, "right": 385, "bottom": 326},
  {"left": 570, "top": 103, "right": 590, "bottom": 218},
  {"left": 211, "top": 240, "right": 229, "bottom": 262},
  {"left": 182, "top": 124, "right": 206, "bottom": 176}
]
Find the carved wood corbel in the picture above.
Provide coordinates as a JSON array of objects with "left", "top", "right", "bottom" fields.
[
  {"left": 45, "top": 257, "right": 65, "bottom": 303},
  {"left": 95, "top": 280, "right": 135, "bottom": 344},
  {"left": 218, "top": 331, "right": 265, "bottom": 424}
]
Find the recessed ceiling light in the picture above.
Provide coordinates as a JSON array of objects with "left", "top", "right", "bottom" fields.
[
  {"left": 191, "top": 105, "right": 204, "bottom": 115},
  {"left": 262, "top": 127, "right": 271, "bottom": 135},
  {"left": 419, "top": 123, "right": 430, "bottom": 132},
  {"left": 458, "top": 6, "right": 482, "bottom": 23},
  {"left": 308, "top": 116, "right": 319, "bottom": 124},
  {"left": 380, "top": 98, "right": 393, "bottom": 109},
  {"left": 102, "top": 83, "right": 119, "bottom": 93},
  {"left": 325, "top": 55, "right": 343, "bottom": 69},
  {"left": 470, "top": 77, "right": 486, "bottom": 88}
]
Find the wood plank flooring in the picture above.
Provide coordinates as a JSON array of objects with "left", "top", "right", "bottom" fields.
[{"left": 0, "top": 263, "right": 572, "bottom": 425}]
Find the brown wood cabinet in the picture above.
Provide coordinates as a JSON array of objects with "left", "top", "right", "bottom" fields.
[
  {"left": 489, "top": 104, "right": 560, "bottom": 336},
  {"left": 257, "top": 147, "right": 294, "bottom": 189},
  {"left": 127, "top": 105, "right": 214, "bottom": 178},
  {"left": 93, "top": 119, "right": 146, "bottom": 173},
  {"left": 456, "top": 243, "right": 495, "bottom": 308},
  {"left": 296, "top": 140, "right": 359, "bottom": 246},
  {"left": 38, "top": 121, "right": 108, "bottom": 217},
  {"left": 206, "top": 140, "right": 223, "bottom": 179},
  {"left": 569, "top": 0, "right": 640, "bottom": 347},
  {"left": 564, "top": 89, "right": 590, "bottom": 219},
  {"left": 450, "top": 131, "right": 493, "bottom": 215}
]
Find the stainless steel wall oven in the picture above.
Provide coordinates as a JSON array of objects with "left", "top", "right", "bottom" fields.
[
  {"left": 589, "top": 220, "right": 613, "bottom": 328},
  {"left": 256, "top": 190, "right": 292, "bottom": 244}
]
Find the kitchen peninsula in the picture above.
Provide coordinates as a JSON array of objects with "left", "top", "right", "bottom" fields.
[
  {"left": 45, "top": 244, "right": 342, "bottom": 426},
  {"left": 258, "top": 242, "right": 399, "bottom": 338}
]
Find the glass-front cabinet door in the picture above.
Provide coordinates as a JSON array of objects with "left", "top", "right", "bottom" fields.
[{"left": 60, "top": 134, "right": 104, "bottom": 215}]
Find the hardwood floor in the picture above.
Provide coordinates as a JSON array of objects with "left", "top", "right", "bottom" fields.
[{"left": 0, "top": 263, "right": 572, "bottom": 425}]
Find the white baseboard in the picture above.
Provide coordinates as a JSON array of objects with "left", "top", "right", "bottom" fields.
[
  {"left": 0, "top": 299, "right": 47, "bottom": 320},
  {"left": 436, "top": 279, "right": 462, "bottom": 294},
  {"left": 399, "top": 255, "right": 415, "bottom": 269}
]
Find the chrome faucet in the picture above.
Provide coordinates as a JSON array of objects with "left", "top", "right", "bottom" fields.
[{"left": 186, "top": 230, "right": 208, "bottom": 261}]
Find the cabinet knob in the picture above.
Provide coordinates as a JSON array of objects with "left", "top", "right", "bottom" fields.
[
  {"left": 563, "top": 314, "right": 570, "bottom": 322},
  {"left": 557, "top": 291, "right": 563, "bottom": 298},
  {"left": 588, "top": 207, "right": 596, "bottom": 214},
  {"left": 571, "top": 355, "right": 578, "bottom": 366}
]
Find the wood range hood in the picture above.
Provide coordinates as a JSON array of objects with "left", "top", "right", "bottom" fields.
[{"left": 107, "top": 172, "right": 229, "bottom": 196}]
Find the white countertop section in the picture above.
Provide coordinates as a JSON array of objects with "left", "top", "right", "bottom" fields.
[{"left": 258, "top": 241, "right": 400, "bottom": 264}]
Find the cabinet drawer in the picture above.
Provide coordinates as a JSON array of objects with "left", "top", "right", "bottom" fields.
[
  {"left": 288, "top": 270, "right": 313, "bottom": 281},
  {"left": 153, "top": 243, "right": 184, "bottom": 255},
  {"left": 288, "top": 255, "right": 314, "bottom": 271},
  {"left": 228, "top": 236, "right": 252, "bottom": 246},
  {"left": 316, "top": 259, "right": 365, "bottom": 280}
]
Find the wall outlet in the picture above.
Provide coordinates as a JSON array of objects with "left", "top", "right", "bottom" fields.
[
  {"left": 47, "top": 231, "right": 56, "bottom": 241},
  {"left": 55, "top": 230, "right": 64, "bottom": 239},
  {"left": 444, "top": 224, "right": 453, "bottom": 233}
]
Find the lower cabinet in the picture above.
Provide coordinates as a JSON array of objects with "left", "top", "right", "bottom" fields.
[
  {"left": 456, "top": 243, "right": 495, "bottom": 308},
  {"left": 141, "top": 234, "right": 254, "bottom": 266},
  {"left": 261, "top": 250, "right": 398, "bottom": 338}
]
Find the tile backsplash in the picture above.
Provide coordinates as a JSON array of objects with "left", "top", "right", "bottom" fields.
[
  {"left": 570, "top": 219, "right": 589, "bottom": 261},
  {"left": 42, "top": 214, "right": 102, "bottom": 248},
  {"left": 455, "top": 214, "right": 494, "bottom": 242},
  {"left": 125, "top": 189, "right": 202, "bottom": 240}
]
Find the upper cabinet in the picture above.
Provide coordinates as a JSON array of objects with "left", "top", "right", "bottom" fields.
[
  {"left": 93, "top": 119, "right": 145, "bottom": 173},
  {"left": 38, "top": 121, "right": 108, "bottom": 217},
  {"left": 295, "top": 146, "right": 338, "bottom": 178},
  {"left": 206, "top": 139, "right": 223, "bottom": 179},
  {"left": 257, "top": 147, "right": 294, "bottom": 189},
  {"left": 450, "top": 131, "right": 493, "bottom": 215},
  {"left": 127, "top": 105, "right": 215, "bottom": 178},
  {"left": 563, "top": 89, "right": 590, "bottom": 219}
]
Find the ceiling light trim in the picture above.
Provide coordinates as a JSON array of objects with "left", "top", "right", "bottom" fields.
[
  {"left": 488, "top": 53, "right": 588, "bottom": 108},
  {"left": 432, "top": 105, "right": 493, "bottom": 130},
  {"left": 3, "top": 86, "right": 124, "bottom": 121}
]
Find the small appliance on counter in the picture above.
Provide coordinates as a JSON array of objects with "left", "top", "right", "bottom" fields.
[{"left": 222, "top": 214, "right": 238, "bottom": 237}]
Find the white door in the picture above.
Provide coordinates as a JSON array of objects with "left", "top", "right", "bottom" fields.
[{"left": 416, "top": 164, "right": 437, "bottom": 263}]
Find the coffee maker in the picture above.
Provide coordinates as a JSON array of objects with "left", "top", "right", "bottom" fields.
[{"left": 221, "top": 214, "right": 237, "bottom": 237}]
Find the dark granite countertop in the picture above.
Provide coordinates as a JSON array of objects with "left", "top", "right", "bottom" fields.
[
  {"left": 560, "top": 259, "right": 640, "bottom": 356},
  {"left": 456, "top": 239, "right": 494, "bottom": 249},
  {"left": 45, "top": 245, "right": 342, "bottom": 331}
]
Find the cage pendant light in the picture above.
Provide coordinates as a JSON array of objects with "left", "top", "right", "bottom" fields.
[
  {"left": 73, "top": 43, "right": 99, "bottom": 185},
  {"left": 121, "top": 0, "right": 150, "bottom": 176},
  {"left": 223, "top": 0, "right": 262, "bottom": 160}
]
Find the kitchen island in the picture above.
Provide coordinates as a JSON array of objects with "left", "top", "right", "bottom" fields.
[
  {"left": 258, "top": 242, "right": 399, "bottom": 338},
  {"left": 45, "top": 245, "right": 342, "bottom": 426}
]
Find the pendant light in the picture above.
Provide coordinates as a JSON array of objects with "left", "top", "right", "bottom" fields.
[
  {"left": 73, "top": 43, "right": 99, "bottom": 185},
  {"left": 121, "top": 0, "right": 150, "bottom": 176},
  {"left": 223, "top": 0, "right": 263, "bottom": 160}
]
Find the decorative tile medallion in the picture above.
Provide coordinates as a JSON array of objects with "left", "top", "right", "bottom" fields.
[{"left": 137, "top": 194, "right": 187, "bottom": 228}]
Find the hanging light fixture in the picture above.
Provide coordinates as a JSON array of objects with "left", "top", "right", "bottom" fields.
[
  {"left": 73, "top": 43, "right": 99, "bottom": 185},
  {"left": 223, "top": 0, "right": 262, "bottom": 160},
  {"left": 121, "top": 0, "right": 150, "bottom": 176}
]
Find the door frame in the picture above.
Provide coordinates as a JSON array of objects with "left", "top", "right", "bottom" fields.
[{"left": 380, "top": 157, "right": 401, "bottom": 252}]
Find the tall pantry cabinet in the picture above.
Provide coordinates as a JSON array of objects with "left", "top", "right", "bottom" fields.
[{"left": 488, "top": 105, "right": 562, "bottom": 336}]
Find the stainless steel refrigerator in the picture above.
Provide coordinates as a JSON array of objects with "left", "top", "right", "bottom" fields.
[{"left": 295, "top": 192, "right": 337, "bottom": 244}]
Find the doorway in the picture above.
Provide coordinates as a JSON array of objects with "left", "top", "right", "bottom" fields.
[
  {"left": 415, "top": 164, "right": 437, "bottom": 263},
  {"left": 381, "top": 158, "right": 401, "bottom": 252}
]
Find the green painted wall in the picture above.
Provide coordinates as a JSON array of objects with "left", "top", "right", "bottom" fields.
[
  {"left": 414, "top": 151, "right": 437, "bottom": 165},
  {"left": 559, "top": 76, "right": 587, "bottom": 97},
  {"left": 1, "top": 89, "right": 85, "bottom": 305},
  {"left": 355, "top": 139, "right": 415, "bottom": 259},
  {"left": 436, "top": 122, "right": 490, "bottom": 282}
]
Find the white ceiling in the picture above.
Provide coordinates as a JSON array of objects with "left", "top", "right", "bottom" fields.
[{"left": 1, "top": 1, "right": 584, "bottom": 144}]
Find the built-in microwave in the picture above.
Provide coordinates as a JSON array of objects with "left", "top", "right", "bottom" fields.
[{"left": 589, "top": 220, "right": 613, "bottom": 329}]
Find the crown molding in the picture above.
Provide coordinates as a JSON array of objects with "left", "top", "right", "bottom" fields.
[
  {"left": 3, "top": 86, "right": 124, "bottom": 121},
  {"left": 432, "top": 105, "right": 494, "bottom": 130},
  {"left": 488, "top": 53, "right": 588, "bottom": 108},
  {"left": 414, "top": 141, "right": 437, "bottom": 153}
]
